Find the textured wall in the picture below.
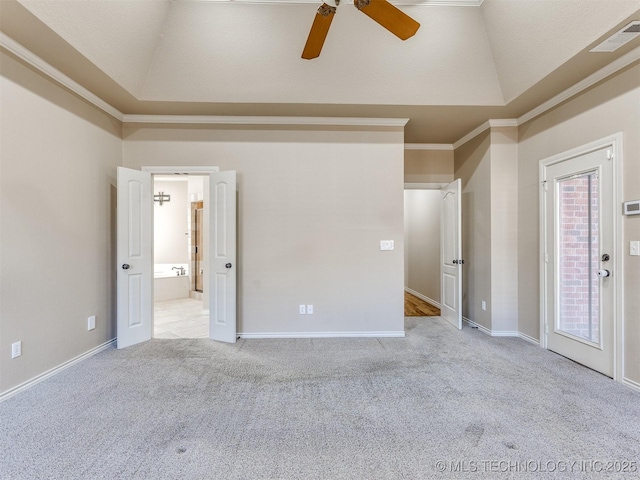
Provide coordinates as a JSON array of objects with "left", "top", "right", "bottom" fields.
[
  {"left": 123, "top": 124, "right": 405, "bottom": 336},
  {"left": 0, "top": 52, "right": 122, "bottom": 394},
  {"left": 404, "top": 190, "right": 441, "bottom": 304},
  {"left": 518, "top": 63, "right": 640, "bottom": 384}
]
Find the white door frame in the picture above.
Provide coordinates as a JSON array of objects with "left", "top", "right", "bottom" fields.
[
  {"left": 142, "top": 166, "right": 220, "bottom": 324},
  {"left": 538, "top": 133, "right": 624, "bottom": 382}
]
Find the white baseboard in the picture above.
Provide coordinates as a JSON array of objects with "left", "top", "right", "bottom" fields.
[
  {"left": 239, "top": 331, "right": 406, "bottom": 339},
  {"left": 463, "top": 316, "right": 492, "bottom": 336},
  {"left": 0, "top": 339, "right": 116, "bottom": 402},
  {"left": 517, "top": 331, "right": 540, "bottom": 346},
  {"left": 623, "top": 377, "right": 640, "bottom": 393},
  {"left": 404, "top": 287, "right": 441, "bottom": 308},
  {"left": 462, "top": 317, "right": 540, "bottom": 345}
]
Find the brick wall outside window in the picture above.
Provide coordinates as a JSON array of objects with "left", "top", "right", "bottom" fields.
[{"left": 557, "top": 174, "right": 600, "bottom": 342}]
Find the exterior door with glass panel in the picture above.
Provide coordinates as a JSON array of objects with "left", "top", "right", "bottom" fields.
[{"left": 543, "top": 146, "right": 614, "bottom": 377}]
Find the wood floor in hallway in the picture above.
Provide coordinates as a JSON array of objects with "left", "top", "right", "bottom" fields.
[{"left": 404, "top": 292, "right": 440, "bottom": 317}]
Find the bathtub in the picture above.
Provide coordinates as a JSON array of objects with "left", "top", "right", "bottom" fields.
[{"left": 154, "top": 263, "right": 190, "bottom": 302}]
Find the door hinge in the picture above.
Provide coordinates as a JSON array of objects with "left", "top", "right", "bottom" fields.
[
  {"left": 607, "top": 149, "right": 613, "bottom": 161},
  {"left": 541, "top": 180, "right": 548, "bottom": 192},
  {"left": 544, "top": 252, "right": 549, "bottom": 263}
]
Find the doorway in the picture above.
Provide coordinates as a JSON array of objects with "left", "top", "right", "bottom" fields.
[
  {"left": 403, "top": 188, "right": 442, "bottom": 317},
  {"left": 540, "top": 136, "right": 622, "bottom": 378},
  {"left": 152, "top": 175, "right": 208, "bottom": 339}
]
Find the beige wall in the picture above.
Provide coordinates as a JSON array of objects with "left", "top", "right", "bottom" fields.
[
  {"left": 404, "top": 149, "right": 454, "bottom": 184},
  {"left": 0, "top": 52, "right": 122, "bottom": 394},
  {"left": 489, "top": 127, "right": 518, "bottom": 333},
  {"left": 454, "top": 131, "right": 492, "bottom": 329},
  {"left": 518, "top": 62, "right": 640, "bottom": 384},
  {"left": 404, "top": 190, "right": 441, "bottom": 304},
  {"left": 153, "top": 180, "right": 189, "bottom": 265},
  {"left": 123, "top": 124, "right": 406, "bottom": 336}
]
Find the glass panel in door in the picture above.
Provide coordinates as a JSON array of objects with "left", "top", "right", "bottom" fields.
[{"left": 557, "top": 172, "right": 600, "bottom": 344}]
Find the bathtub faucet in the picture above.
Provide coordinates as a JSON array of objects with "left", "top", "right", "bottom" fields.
[{"left": 172, "top": 266, "right": 186, "bottom": 276}]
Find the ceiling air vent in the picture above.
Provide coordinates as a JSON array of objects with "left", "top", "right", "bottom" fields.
[{"left": 590, "top": 21, "right": 640, "bottom": 52}]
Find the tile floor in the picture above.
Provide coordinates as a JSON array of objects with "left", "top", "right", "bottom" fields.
[{"left": 153, "top": 297, "right": 208, "bottom": 339}]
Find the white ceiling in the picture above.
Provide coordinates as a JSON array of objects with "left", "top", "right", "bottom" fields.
[{"left": 4, "top": 0, "right": 640, "bottom": 142}]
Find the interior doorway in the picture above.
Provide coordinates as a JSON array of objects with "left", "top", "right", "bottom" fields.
[
  {"left": 403, "top": 186, "right": 443, "bottom": 317},
  {"left": 152, "top": 175, "right": 208, "bottom": 339}
]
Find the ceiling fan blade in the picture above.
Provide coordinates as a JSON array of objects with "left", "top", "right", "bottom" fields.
[
  {"left": 302, "top": 4, "right": 337, "bottom": 60},
  {"left": 355, "top": 0, "right": 420, "bottom": 40}
]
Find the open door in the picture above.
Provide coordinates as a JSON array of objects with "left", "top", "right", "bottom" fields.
[
  {"left": 209, "top": 171, "right": 237, "bottom": 343},
  {"left": 440, "top": 179, "right": 462, "bottom": 329},
  {"left": 117, "top": 167, "right": 153, "bottom": 348}
]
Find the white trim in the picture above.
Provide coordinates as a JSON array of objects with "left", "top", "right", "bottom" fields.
[
  {"left": 123, "top": 115, "right": 409, "bottom": 128},
  {"left": 518, "top": 45, "right": 640, "bottom": 126},
  {"left": 238, "top": 331, "right": 406, "bottom": 338},
  {"left": 404, "top": 182, "right": 448, "bottom": 190},
  {"left": 518, "top": 331, "right": 540, "bottom": 346},
  {"left": 538, "top": 133, "right": 624, "bottom": 382},
  {"left": 453, "top": 46, "right": 640, "bottom": 148},
  {"left": 463, "top": 316, "right": 492, "bottom": 335},
  {"left": 452, "top": 119, "right": 517, "bottom": 149},
  {"left": 463, "top": 317, "right": 541, "bottom": 345},
  {"left": 207, "top": 0, "right": 483, "bottom": 6},
  {"left": 0, "top": 339, "right": 116, "bottom": 402},
  {"left": 0, "top": 33, "right": 124, "bottom": 121},
  {"left": 623, "top": 378, "right": 640, "bottom": 394},
  {"left": 404, "top": 143, "right": 454, "bottom": 151},
  {"left": 405, "top": 287, "right": 441, "bottom": 308},
  {"left": 142, "top": 166, "right": 220, "bottom": 175}
]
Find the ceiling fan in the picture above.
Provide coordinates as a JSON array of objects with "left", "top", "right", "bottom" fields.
[{"left": 302, "top": 0, "right": 420, "bottom": 59}]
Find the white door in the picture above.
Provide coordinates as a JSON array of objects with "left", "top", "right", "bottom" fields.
[
  {"left": 117, "top": 167, "right": 153, "bottom": 349},
  {"left": 543, "top": 147, "right": 614, "bottom": 377},
  {"left": 209, "top": 171, "right": 237, "bottom": 343},
  {"left": 440, "top": 179, "right": 462, "bottom": 329}
]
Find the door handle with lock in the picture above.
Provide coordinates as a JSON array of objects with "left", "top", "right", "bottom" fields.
[
  {"left": 598, "top": 269, "right": 611, "bottom": 278},
  {"left": 122, "top": 264, "right": 131, "bottom": 270},
  {"left": 225, "top": 263, "right": 232, "bottom": 269}
]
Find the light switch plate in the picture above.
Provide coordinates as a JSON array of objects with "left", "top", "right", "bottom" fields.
[
  {"left": 88, "top": 315, "right": 96, "bottom": 331},
  {"left": 11, "top": 341, "right": 22, "bottom": 359},
  {"left": 380, "top": 240, "right": 394, "bottom": 251},
  {"left": 631, "top": 241, "right": 640, "bottom": 256}
]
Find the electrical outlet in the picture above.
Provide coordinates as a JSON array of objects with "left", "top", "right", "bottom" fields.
[
  {"left": 88, "top": 315, "right": 96, "bottom": 331},
  {"left": 380, "top": 240, "right": 394, "bottom": 251},
  {"left": 299, "top": 305, "right": 306, "bottom": 315},
  {"left": 307, "top": 305, "right": 314, "bottom": 314},
  {"left": 481, "top": 301, "right": 487, "bottom": 311},
  {"left": 11, "top": 341, "right": 22, "bottom": 359}
]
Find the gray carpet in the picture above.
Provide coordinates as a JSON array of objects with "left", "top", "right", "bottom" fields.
[{"left": 1, "top": 317, "right": 639, "bottom": 479}]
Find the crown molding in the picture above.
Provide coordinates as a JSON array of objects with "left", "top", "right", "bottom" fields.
[
  {"left": 122, "top": 114, "right": 409, "bottom": 127},
  {"left": 452, "top": 119, "right": 517, "bottom": 149},
  {"left": 517, "top": 44, "right": 640, "bottom": 126},
  {"left": 404, "top": 143, "right": 454, "bottom": 150},
  {"left": 0, "top": 33, "right": 124, "bottom": 121}
]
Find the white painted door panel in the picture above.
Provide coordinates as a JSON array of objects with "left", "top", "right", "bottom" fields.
[
  {"left": 117, "top": 167, "right": 152, "bottom": 349},
  {"left": 209, "top": 171, "right": 237, "bottom": 343},
  {"left": 544, "top": 147, "right": 614, "bottom": 377},
  {"left": 441, "top": 179, "right": 462, "bottom": 329}
]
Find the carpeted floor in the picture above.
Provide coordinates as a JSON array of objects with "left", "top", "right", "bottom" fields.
[{"left": 1, "top": 317, "right": 639, "bottom": 479}]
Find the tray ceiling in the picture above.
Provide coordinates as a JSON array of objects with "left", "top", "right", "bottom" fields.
[{"left": 2, "top": 0, "right": 640, "bottom": 143}]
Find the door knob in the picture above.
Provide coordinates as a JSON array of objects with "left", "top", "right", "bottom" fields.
[
  {"left": 453, "top": 260, "right": 458, "bottom": 264},
  {"left": 598, "top": 269, "right": 611, "bottom": 278},
  {"left": 225, "top": 263, "right": 232, "bottom": 269},
  {"left": 122, "top": 264, "right": 131, "bottom": 270}
]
